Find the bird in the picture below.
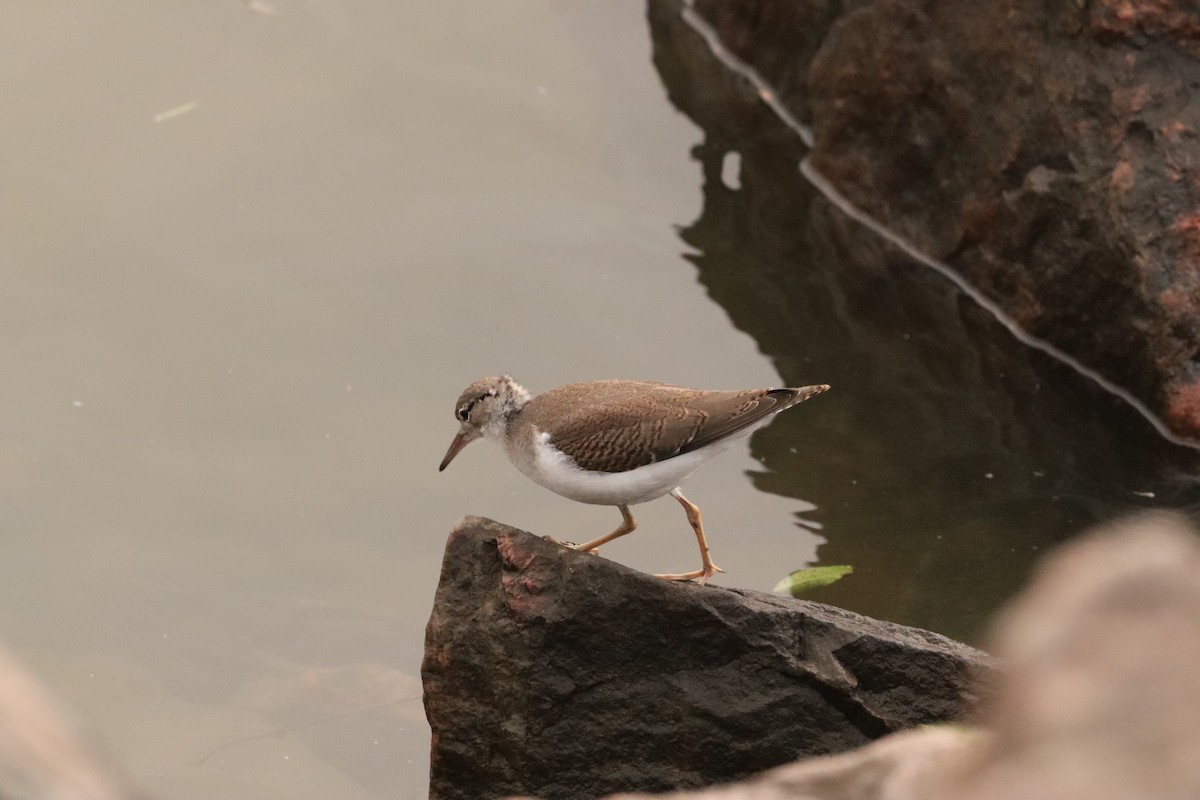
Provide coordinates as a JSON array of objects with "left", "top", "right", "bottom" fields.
[{"left": 438, "top": 375, "right": 829, "bottom": 584}]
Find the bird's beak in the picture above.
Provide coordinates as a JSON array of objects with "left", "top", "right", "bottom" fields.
[{"left": 438, "top": 431, "right": 471, "bottom": 472}]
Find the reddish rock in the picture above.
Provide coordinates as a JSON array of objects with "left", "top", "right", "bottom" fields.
[{"left": 657, "top": 0, "right": 1200, "bottom": 438}]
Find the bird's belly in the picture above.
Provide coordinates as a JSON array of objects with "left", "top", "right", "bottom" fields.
[{"left": 517, "top": 433, "right": 740, "bottom": 506}]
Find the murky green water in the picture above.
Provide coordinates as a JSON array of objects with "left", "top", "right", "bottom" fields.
[{"left": 3, "top": 2, "right": 1198, "bottom": 799}]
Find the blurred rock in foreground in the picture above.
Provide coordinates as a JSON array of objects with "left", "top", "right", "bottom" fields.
[{"left": 0, "top": 640, "right": 134, "bottom": 800}]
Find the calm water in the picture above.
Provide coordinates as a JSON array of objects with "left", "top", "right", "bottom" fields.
[{"left": 3, "top": 2, "right": 1198, "bottom": 799}]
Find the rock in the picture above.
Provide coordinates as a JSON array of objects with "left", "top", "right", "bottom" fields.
[
  {"left": 943, "top": 511, "right": 1200, "bottom": 800},
  {"left": 525, "top": 725, "right": 986, "bottom": 800},
  {"left": 421, "top": 517, "right": 995, "bottom": 800},
  {"left": 648, "top": 0, "right": 1200, "bottom": 439},
  {"left": 555, "top": 512, "right": 1200, "bottom": 800},
  {"left": 0, "top": 639, "right": 134, "bottom": 800}
]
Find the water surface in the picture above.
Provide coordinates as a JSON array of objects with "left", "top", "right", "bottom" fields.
[{"left": 2, "top": 3, "right": 818, "bottom": 798}]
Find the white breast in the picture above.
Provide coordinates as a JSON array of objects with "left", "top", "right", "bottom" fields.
[{"left": 512, "top": 428, "right": 747, "bottom": 506}]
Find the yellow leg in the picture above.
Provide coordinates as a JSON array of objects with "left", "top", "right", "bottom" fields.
[
  {"left": 570, "top": 505, "right": 636, "bottom": 553},
  {"left": 654, "top": 489, "right": 724, "bottom": 585}
]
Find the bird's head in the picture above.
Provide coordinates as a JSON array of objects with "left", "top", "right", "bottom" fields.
[{"left": 438, "top": 375, "right": 531, "bottom": 471}]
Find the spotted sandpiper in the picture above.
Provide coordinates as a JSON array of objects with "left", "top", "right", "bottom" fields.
[{"left": 438, "top": 376, "right": 829, "bottom": 584}]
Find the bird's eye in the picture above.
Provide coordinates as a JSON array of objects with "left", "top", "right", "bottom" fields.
[{"left": 456, "top": 407, "right": 469, "bottom": 421}]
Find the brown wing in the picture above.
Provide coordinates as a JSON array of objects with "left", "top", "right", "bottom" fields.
[{"left": 528, "top": 381, "right": 811, "bottom": 473}]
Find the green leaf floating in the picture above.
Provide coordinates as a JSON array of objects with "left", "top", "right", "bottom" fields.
[{"left": 773, "top": 565, "right": 853, "bottom": 596}]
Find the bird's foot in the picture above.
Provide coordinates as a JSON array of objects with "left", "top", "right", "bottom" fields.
[
  {"left": 542, "top": 535, "right": 600, "bottom": 555},
  {"left": 654, "top": 563, "right": 725, "bottom": 586}
]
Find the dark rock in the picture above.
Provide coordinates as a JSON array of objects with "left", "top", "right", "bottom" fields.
[
  {"left": 546, "top": 725, "right": 981, "bottom": 800},
  {"left": 422, "top": 517, "right": 995, "bottom": 800},
  {"left": 654, "top": 0, "right": 1200, "bottom": 438}
]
